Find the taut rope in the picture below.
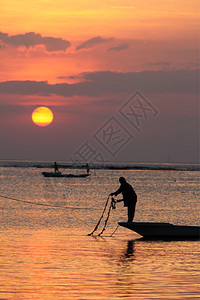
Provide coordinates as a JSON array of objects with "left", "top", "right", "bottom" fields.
[
  {"left": 0, "top": 194, "right": 100, "bottom": 210},
  {"left": 1, "top": 193, "right": 119, "bottom": 235}
]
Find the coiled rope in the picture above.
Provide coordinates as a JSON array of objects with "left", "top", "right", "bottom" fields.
[
  {"left": 0, "top": 194, "right": 100, "bottom": 210},
  {"left": 88, "top": 195, "right": 117, "bottom": 236}
]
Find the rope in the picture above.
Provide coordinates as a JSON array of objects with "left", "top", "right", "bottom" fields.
[
  {"left": 88, "top": 195, "right": 111, "bottom": 236},
  {"left": 88, "top": 196, "right": 117, "bottom": 236},
  {"left": 109, "top": 224, "right": 119, "bottom": 237},
  {"left": 1, "top": 193, "right": 120, "bottom": 235},
  {"left": 98, "top": 201, "right": 113, "bottom": 236},
  {"left": 0, "top": 194, "right": 100, "bottom": 210}
]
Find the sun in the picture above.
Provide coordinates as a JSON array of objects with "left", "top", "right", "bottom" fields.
[{"left": 32, "top": 106, "right": 54, "bottom": 127}]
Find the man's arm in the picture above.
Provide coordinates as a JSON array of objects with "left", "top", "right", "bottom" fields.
[
  {"left": 116, "top": 199, "right": 123, "bottom": 203},
  {"left": 110, "top": 186, "right": 122, "bottom": 196}
]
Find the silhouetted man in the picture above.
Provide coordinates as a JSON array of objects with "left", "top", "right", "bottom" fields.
[
  {"left": 110, "top": 177, "right": 137, "bottom": 222},
  {"left": 54, "top": 162, "right": 59, "bottom": 172},
  {"left": 86, "top": 163, "right": 90, "bottom": 174}
]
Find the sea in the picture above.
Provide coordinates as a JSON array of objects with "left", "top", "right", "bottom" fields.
[{"left": 0, "top": 160, "right": 199, "bottom": 300}]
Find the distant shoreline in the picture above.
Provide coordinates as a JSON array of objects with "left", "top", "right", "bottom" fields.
[{"left": 0, "top": 160, "right": 199, "bottom": 171}]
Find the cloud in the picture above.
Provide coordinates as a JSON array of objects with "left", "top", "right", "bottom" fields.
[
  {"left": 0, "top": 69, "right": 198, "bottom": 98},
  {"left": 0, "top": 32, "right": 71, "bottom": 52},
  {"left": 107, "top": 43, "right": 130, "bottom": 52},
  {"left": 76, "top": 36, "right": 112, "bottom": 50},
  {"left": 148, "top": 61, "right": 171, "bottom": 67}
]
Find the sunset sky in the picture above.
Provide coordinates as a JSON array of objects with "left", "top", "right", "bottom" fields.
[{"left": 0, "top": 0, "right": 199, "bottom": 163}]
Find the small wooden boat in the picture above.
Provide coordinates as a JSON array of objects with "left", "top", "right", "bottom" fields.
[
  {"left": 118, "top": 222, "right": 200, "bottom": 240},
  {"left": 42, "top": 171, "right": 90, "bottom": 178}
]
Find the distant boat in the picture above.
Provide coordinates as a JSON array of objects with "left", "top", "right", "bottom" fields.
[
  {"left": 118, "top": 222, "right": 200, "bottom": 240},
  {"left": 42, "top": 171, "right": 90, "bottom": 178}
]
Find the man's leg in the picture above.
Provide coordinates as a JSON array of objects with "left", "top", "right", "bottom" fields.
[{"left": 128, "top": 203, "right": 136, "bottom": 222}]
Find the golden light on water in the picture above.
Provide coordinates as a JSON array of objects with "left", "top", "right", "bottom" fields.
[{"left": 31, "top": 106, "right": 54, "bottom": 127}]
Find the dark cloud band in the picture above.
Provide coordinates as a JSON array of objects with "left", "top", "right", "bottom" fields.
[
  {"left": 107, "top": 43, "right": 130, "bottom": 52},
  {"left": 0, "top": 69, "right": 198, "bottom": 98},
  {"left": 0, "top": 32, "right": 71, "bottom": 52},
  {"left": 76, "top": 36, "right": 112, "bottom": 50}
]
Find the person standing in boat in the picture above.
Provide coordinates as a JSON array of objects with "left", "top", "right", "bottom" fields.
[
  {"left": 86, "top": 163, "right": 90, "bottom": 174},
  {"left": 110, "top": 177, "right": 137, "bottom": 222},
  {"left": 54, "top": 161, "right": 59, "bottom": 172}
]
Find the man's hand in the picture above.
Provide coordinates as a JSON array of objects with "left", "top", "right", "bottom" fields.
[{"left": 116, "top": 199, "right": 123, "bottom": 203}]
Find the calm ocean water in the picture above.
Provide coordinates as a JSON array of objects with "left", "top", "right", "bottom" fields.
[{"left": 0, "top": 162, "right": 199, "bottom": 299}]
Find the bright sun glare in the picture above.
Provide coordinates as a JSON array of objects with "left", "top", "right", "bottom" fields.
[{"left": 32, "top": 106, "right": 54, "bottom": 127}]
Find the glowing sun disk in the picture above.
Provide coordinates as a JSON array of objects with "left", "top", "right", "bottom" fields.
[{"left": 32, "top": 106, "right": 54, "bottom": 127}]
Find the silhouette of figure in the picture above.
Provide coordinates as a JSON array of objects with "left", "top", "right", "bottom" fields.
[
  {"left": 86, "top": 163, "right": 90, "bottom": 174},
  {"left": 125, "top": 240, "right": 135, "bottom": 258},
  {"left": 54, "top": 162, "right": 59, "bottom": 172},
  {"left": 110, "top": 177, "right": 137, "bottom": 222}
]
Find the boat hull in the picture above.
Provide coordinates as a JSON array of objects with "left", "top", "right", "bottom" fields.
[
  {"left": 42, "top": 172, "right": 90, "bottom": 178},
  {"left": 118, "top": 222, "right": 200, "bottom": 240}
]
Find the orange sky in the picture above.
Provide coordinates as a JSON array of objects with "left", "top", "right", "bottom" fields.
[
  {"left": 1, "top": 1, "right": 199, "bottom": 38},
  {"left": 0, "top": 0, "right": 199, "bottom": 162},
  {"left": 0, "top": 0, "right": 199, "bottom": 82}
]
